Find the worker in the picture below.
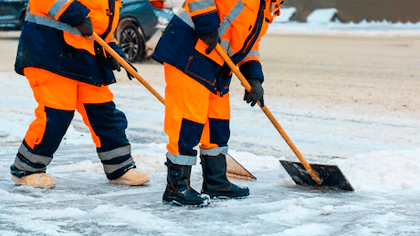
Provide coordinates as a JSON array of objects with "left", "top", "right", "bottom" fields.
[
  {"left": 152, "top": 0, "right": 283, "bottom": 206},
  {"left": 10, "top": 0, "right": 150, "bottom": 188}
]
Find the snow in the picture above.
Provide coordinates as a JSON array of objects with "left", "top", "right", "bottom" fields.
[
  {"left": 273, "top": 7, "right": 296, "bottom": 23},
  {"left": 306, "top": 8, "right": 338, "bottom": 24},
  {"left": 269, "top": 7, "right": 420, "bottom": 37},
  {"left": 1, "top": 18, "right": 420, "bottom": 235}
]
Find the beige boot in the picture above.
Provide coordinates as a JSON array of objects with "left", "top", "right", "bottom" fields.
[
  {"left": 108, "top": 169, "right": 150, "bottom": 186},
  {"left": 11, "top": 173, "right": 56, "bottom": 189}
]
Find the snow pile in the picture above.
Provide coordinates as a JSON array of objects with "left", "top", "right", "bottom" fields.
[
  {"left": 269, "top": 10, "right": 420, "bottom": 36},
  {"left": 273, "top": 7, "right": 296, "bottom": 23},
  {"left": 335, "top": 149, "right": 420, "bottom": 191},
  {"left": 306, "top": 8, "right": 338, "bottom": 24}
]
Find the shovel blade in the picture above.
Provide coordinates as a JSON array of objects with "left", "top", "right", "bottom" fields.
[
  {"left": 226, "top": 154, "right": 257, "bottom": 181},
  {"left": 280, "top": 160, "right": 354, "bottom": 191}
]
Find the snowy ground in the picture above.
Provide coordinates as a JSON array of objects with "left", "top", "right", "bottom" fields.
[{"left": 1, "top": 20, "right": 420, "bottom": 235}]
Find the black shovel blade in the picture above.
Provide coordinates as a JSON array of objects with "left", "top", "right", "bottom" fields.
[{"left": 280, "top": 160, "right": 354, "bottom": 191}]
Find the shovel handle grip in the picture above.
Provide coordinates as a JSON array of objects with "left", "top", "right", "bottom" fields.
[
  {"left": 215, "top": 44, "right": 322, "bottom": 185},
  {"left": 91, "top": 33, "right": 165, "bottom": 105}
]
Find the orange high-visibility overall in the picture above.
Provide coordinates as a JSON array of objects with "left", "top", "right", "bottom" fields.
[
  {"left": 11, "top": 0, "right": 135, "bottom": 180},
  {"left": 154, "top": 0, "right": 283, "bottom": 165}
]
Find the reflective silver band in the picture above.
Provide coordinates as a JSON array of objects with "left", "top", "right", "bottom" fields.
[
  {"left": 243, "top": 49, "right": 261, "bottom": 60},
  {"left": 48, "top": 0, "right": 70, "bottom": 18},
  {"left": 98, "top": 144, "right": 131, "bottom": 161},
  {"left": 166, "top": 152, "right": 197, "bottom": 166},
  {"left": 188, "top": 0, "right": 216, "bottom": 12},
  {"left": 13, "top": 157, "right": 46, "bottom": 173},
  {"left": 218, "top": 1, "right": 245, "bottom": 36},
  {"left": 25, "top": 12, "right": 84, "bottom": 37},
  {"left": 176, "top": 8, "right": 195, "bottom": 29},
  {"left": 14, "top": 143, "right": 52, "bottom": 172},
  {"left": 102, "top": 157, "right": 134, "bottom": 174},
  {"left": 178, "top": 1, "right": 247, "bottom": 57},
  {"left": 220, "top": 39, "right": 234, "bottom": 57},
  {"left": 200, "top": 146, "right": 228, "bottom": 156},
  {"left": 18, "top": 144, "right": 53, "bottom": 166}
]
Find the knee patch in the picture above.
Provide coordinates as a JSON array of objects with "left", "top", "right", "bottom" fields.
[
  {"left": 179, "top": 119, "right": 204, "bottom": 156},
  {"left": 84, "top": 101, "right": 129, "bottom": 152},
  {"left": 208, "top": 118, "right": 230, "bottom": 147}
]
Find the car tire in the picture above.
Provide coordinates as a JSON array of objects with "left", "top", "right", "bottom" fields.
[{"left": 118, "top": 22, "right": 146, "bottom": 62}]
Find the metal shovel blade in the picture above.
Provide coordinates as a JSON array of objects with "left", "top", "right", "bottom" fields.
[{"left": 280, "top": 160, "right": 354, "bottom": 191}]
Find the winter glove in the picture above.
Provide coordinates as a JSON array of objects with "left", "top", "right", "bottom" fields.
[
  {"left": 244, "top": 78, "right": 264, "bottom": 107},
  {"left": 109, "top": 56, "right": 121, "bottom": 72},
  {"left": 199, "top": 30, "right": 220, "bottom": 54},
  {"left": 107, "top": 53, "right": 137, "bottom": 80},
  {"left": 75, "top": 16, "right": 93, "bottom": 36},
  {"left": 124, "top": 60, "right": 137, "bottom": 80}
]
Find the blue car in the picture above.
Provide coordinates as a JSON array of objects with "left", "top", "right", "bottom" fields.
[
  {"left": 0, "top": 0, "right": 28, "bottom": 30},
  {"left": 117, "top": 0, "right": 174, "bottom": 62}
]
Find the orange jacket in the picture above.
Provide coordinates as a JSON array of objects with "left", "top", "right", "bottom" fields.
[
  {"left": 152, "top": 0, "right": 283, "bottom": 94},
  {"left": 15, "top": 0, "right": 122, "bottom": 86}
]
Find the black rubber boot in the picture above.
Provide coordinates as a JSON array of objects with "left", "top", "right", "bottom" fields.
[
  {"left": 162, "top": 159, "right": 209, "bottom": 207},
  {"left": 200, "top": 154, "right": 250, "bottom": 198}
]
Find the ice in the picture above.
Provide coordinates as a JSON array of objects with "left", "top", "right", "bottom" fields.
[{"left": 1, "top": 19, "right": 420, "bottom": 236}]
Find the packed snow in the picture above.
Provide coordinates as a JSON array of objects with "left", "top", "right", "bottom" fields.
[{"left": 1, "top": 16, "right": 420, "bottom": 236}]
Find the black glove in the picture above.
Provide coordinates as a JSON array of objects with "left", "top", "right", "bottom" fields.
[
  {"left": 107, "top": 54, "right": 137, "bottom": 80},
  {"left": 75, "top": 16, "right": 93, "bottom": 36},
  {"left": 124, "top": 60, "right": 137, "bottom": 80},
  {"left": 109, "top": 56, "right": 121, "bottom": 72},
  {"left": 244, "top": 78, "right": 264, "bottom": 107},
  {"left": 199, "top": 30, "right": 220, "bottom": 54}
]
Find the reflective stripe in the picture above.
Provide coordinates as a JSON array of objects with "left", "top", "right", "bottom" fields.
[
  {"left": 200, "top": 146, "right": 228, "bottom": 156},
  {"left": 103, "top": 157, "right": 133, "bottom": 174},
  {"left": 25, "top": 12, "right": 85, "bottom": 37},
  {"left": 13, "top": 157, "right": 46, "bottom": 173},
  {"left": 18, "top": 143, "right": 53, "bottom": 166},
  {"left": 13, "top": 143, "right": 53, "bottom": 173},
  {"left": 166, "top": 152, "right": 197, "bottom": 166},
  {"left": 219, "top": 1, "right": 245, "bottom": 57},
  {"left": 176, "top": 8, "right": 195, "bottom": 29},
  {"left": 188, "top": 0, "right": 216, "bottom": 12},
  {"left": 98, "top": 144, "right": 131, "bottom": 161},
  {"left": 243, "top": 49, "right": 260, "bottom": 61},
  {"left": 48, "top": 0, "right": 70, "bottom": 18},
  {"left": 178, "top": 1, "right": 246, "bottom": 57},
  {"left": 220, "top": 39, "right": 234, "bottom": 57},
  {"left": 218, "top": 1, "right": 244, "bottom": 36}
]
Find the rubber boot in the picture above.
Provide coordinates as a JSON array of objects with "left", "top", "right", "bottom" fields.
[
  {"left": 201, "top": 154, "right": 250, "bottom": 198},
  {"left": 108, "top": 168, "right": 150, "bottom": 186},
  {"left": 162, "top": 159, "right": 209, "bottom": 207},
  {"left": 11, "top": 173, "right": 56, "bottom": 189}
]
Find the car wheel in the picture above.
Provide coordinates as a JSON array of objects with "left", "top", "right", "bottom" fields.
[{"left": 118, "top": 22, "right": 146, "bottom": 62}]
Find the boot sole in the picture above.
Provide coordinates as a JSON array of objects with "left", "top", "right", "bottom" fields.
[
  {"left": 108, "top": 176, "right": 150, "bottom": 186},
  {"left": 209, "top": 195, "right": 249, "bottom": 200},
  {"left": 204, "top": 192, "right": 250, "bottom": 199},
  {"left": 162, "top": 197, "right": 210, "bottom": 207}
]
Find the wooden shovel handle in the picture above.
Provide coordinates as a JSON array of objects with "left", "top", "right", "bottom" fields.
[
  {"left": 91, "top": 33, "right": 165, "bottom": 105},
  {"left": 215, "top": 44, "right": 322, "bottom": 185}
]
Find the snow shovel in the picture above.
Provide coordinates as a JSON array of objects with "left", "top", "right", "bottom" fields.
[
  {"left": 91, "top": 33, "right": 256, "bottom": 181},
  {"left": 214, "top": 44, "right": 353, "bottom": 191}
]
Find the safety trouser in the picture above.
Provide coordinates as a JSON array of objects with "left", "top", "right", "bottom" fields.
[
  {"left": 11, "top": 68, "right": 135, "bottom": 179},
  {"left": 163, "top": 63, "right": 230, "bottom": 165}
]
